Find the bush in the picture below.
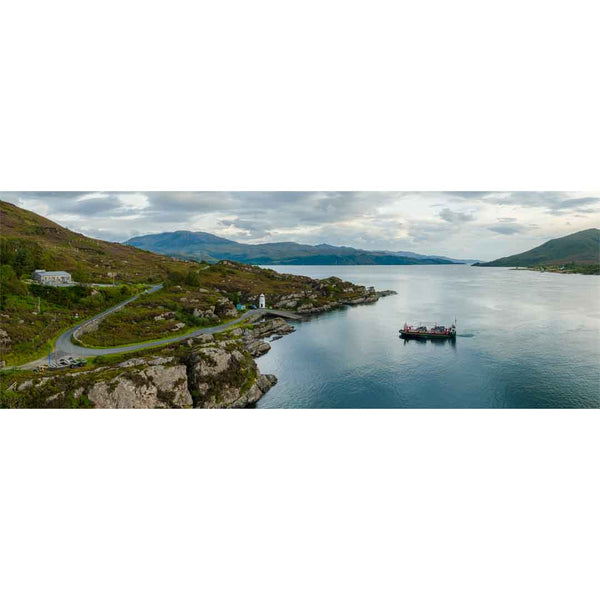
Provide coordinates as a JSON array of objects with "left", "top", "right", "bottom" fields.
[{"left": 0, "top": 264, "right": 26, "bottom": 304}]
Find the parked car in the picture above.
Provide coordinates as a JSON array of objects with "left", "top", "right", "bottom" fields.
[{"left": 48, "top": 356, "right": 86, "bottom": 370}]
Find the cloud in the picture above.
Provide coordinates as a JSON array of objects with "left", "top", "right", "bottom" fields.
[
  {"left": 549, "top": 197, "right": 600, "bottom": 213},
  {"left": 1, "top": 190, "right": 599, "bottom": 261},
  {"left": 439, "top": 208, "right": 475, "bottom": 223},
  {"left": 488, "top": 223, "right": 530, "bottom": 235},
  {"left": 219, "top": 218, "right": 271, "bottom": 238}
]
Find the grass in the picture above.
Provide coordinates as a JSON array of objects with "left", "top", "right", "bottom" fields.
[
  {"left": 0, "top": 283, "right": 140, "bottom": 366},
  {"left": 76, "top": 282, "right": 226, "bottom": 346},
  {"left": 20, "top": 261, "right": 374, "bottom": 351},
  {"left": 74, "top": 312, "right": 248, "bottom": 351},
  {"left": 0, "top": 326, "right": 259, "bottom": 408},
  {"left": 1, "top": 199, "right": 196, "bottom": 284},
  {"left": 76, "top": 263, "right": 373, "bottom": 348}
]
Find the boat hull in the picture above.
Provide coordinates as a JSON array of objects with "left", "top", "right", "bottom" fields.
[{"left": 400, "top": 330, "right": 456, "bottom": 340}]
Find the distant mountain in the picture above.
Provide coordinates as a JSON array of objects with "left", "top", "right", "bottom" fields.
[
  {"left": 125, "top": 230, "right": 469, "bottom": 265},
  {"left": 474, "top": 228, "right": 600, "bottom": 267}
]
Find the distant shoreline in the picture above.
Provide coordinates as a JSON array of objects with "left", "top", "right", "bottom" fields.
[{"left": 509, "top": 266, "right": 600, "bottom": 275}]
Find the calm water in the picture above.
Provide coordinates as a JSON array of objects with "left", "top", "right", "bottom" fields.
[{"left": 256, "top": 265, "right": 600, "bottom": 408}]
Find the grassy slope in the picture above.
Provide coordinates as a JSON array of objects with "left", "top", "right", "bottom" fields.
[
  {"left": 0, "top": 284, "right": 140, "bottom": 365},
  {"left": 77, "top": 261, "right": 375, "bottom": 346},
  {"left": 0, "top": 200, "right": 193, "bottom": 283},
  {"left": 77, "top": 281, "right": 224, "bottom": 346},
  {"left": 0, "top": 200, "right": 196, "bottom": 364},
  {"left": 477, "top": 228, "right": 600, "bottom": 267},
  {"left": 0, "top": 200, "right": 381, "bottom": 359}
]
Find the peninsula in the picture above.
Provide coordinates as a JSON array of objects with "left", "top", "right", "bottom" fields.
[
  {"left": 0, "top": 200, "right": 396, "bottom": 408},
  {"left": 473, "top": 228, "right": 600, "bottom": 274}
]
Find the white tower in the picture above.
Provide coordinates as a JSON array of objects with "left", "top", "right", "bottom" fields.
[{"left": 259, "top": 293, "right": 266, "bottom": 309}]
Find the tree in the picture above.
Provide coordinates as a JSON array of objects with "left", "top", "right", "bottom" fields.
[
  {"left": 184, "top": 270, "right": 201, "bottom": 287},
  {"left": 13, "top": 247, "right": 35, "bottom": 277},
  {"left": 0, "top": 264, "right": 26, "bottom": 308}
]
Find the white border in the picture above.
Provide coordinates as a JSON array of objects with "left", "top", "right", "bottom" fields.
[{"left": 1, "top": 1, "right": 599, "bottom": 599}]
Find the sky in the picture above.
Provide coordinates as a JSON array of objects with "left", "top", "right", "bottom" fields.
[{"left": 2, "top": 191, "right": 600, "bottom": 261}]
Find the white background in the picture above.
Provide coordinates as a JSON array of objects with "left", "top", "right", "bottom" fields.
[{"left": 1, "top": 1, "right": 599, "bottom": 599}]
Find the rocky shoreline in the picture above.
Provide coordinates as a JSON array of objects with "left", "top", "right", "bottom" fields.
[{"left": 1, "top": 288, "right": 396, "bottom": 409}]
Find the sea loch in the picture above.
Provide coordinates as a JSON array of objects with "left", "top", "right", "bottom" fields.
[{"left": 256, "top": 265, "right": 600, "bottom": 408}]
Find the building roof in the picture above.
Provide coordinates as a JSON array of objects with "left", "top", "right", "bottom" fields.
[{"left": 39, "top": 271, "right": 71, "bottom": 277}]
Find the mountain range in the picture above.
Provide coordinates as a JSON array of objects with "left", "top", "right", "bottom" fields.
[
  {"left": 125, "top": 230, "right": 476, "bottom": 265},
  {"left": 474, "top": 228, "right": 600, "bottom": 267}
]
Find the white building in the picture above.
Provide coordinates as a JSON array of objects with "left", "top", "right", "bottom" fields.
[
  {"left": 259, "top": 293, "right": 266, "bottom": 309},
  {"left": 32, "top": 270, "right": 72, "bottom": 286}
]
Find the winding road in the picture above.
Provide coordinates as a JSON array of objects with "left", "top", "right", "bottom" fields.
[
  {"left": 10, "top": 284, "right": 301, "bottom": 370},
  {"left": 50, "top": 285, "right": 300, "bottom": 359}
]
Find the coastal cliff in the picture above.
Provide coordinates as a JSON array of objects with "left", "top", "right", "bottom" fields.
[
  {"left": 1, "top": 314, "right": 299, "bottom": 408},
  {"left": 1, "top": 289, "right": 398, "bottom": 408},
  {"left": 1, "top": 259, "right": 396, "bottom": 407}
]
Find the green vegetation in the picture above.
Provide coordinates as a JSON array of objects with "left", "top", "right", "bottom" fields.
[
  {"left": 1, "top": 199, "right": 194, "bottom": 283},
  {"left": 513, "top": 264, "right": 600, "bottom": 275},
  {"left": 0, "top": 270, "right": 138, "bottom": 365},
  {"left": 0, "top": 327, "right": 257, "bottom": 409},
  {"left": 1, "top": 339, "right": 175, "bottom": 407},
  {"left": 0, "top": 199, "right": 379, "bottom": 368},
  {"left": 475, "top": 228, "right": 600, "bottom": 270},
  {"left": 76, "top": 276, "right": 226, "bottom": 346},
  {"left": 196, "top": 261, "right": 369, "bottom": 306},
  {"left": 75, "top": 261, "right": 373, "bottom": 347},
  {"left": 0, "top": 199, "right": 200, "bottom": 364}
]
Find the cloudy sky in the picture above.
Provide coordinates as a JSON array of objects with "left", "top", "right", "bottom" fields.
[{"left": 3, "top": 191, "right": 599, "bottom": 260}]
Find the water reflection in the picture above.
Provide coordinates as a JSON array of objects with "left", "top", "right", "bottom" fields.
[
  {"left": 400, "top": 335, "right": 457, "bottom": 346},
  {"left": 256, "top": 265, "right": 600, "bottom": 408}
]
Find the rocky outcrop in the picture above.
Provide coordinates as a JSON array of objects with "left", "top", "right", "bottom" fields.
[
  {"left": 243, "top": 317, "right": 295, "bottom": 339},
  {"left": 88, "top": 363, "right": 193, "bottom": 409},
  {"left": 186, "top": 345, "right": 276, "bottom": 408},
  {"left": 4, "top": 282, "right": 397, "bottom": 409},
  {"left": 0, "top": 328, "right": 12, "bottom": 347},
  {"left": 246, "top": 339, "right": 271, "bottom": 357},
  {"left": 154, "top": 311, "right": 175, "bottom": 321},
  {"left": 192, "top": 307, "right": 219, "bottom": 321},
  {"left": 214, "top": 298, "right": 238, "bottom": 319},
  {"left": 78, "top": 317, "right": 292, "bottom": 408},
  {"left": 9, "top": 340, "right": 278, "bottom": 409}
]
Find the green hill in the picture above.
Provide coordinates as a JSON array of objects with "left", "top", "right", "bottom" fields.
[
  {"left": 0, "top": 200, "right": 193, "bottom": 284},
  {"left": 0, "top": 200, "right": 195, "bottom": 364},
  {"left": 126, "top": 230, "right": 466, "bottom": 265},
  {"left": 0, "top": 200, "right": 394, "bottom": 366},
  {"left": 475, "top": 228, "right": 600, "bottom": 269}
]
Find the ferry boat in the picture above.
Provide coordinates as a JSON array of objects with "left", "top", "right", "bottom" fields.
[{"left": 399, "top": 320, "right": 456, "bottom": 340}]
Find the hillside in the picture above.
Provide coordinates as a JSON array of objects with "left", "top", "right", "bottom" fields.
[
  {"left": 126, "top": 230, "right": 467, "bottom": 265},
  {"left": 0, "top": 200, "right": 193, "bottom": 284},
  {"left": 474, "top": 228, "right": 600, "bottom": 268},
  {"left": 0, "top": 200, "right": 192, "bottom": 364},
  {"left": 75, "top": 260, "right": 394, "bottom": 347},
  {"left": 0, "top": 200, "right": 397, "bottom": 366}
]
